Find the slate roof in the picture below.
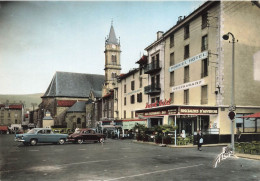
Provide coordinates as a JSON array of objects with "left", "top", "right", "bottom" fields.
[
  {"left": 42, "top": 71, "right": 105, "bottom": 98},
  {"left": 91, "top": 90, "right": 102, "bottom": 98},
  {"left": 66, "top": 100, "right": 91, "bottom": 113},
  {"left": 106, "top": 25, "right": 119, "bottom": 45}
]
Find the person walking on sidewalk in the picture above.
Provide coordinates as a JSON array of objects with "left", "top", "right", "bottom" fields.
[{"left": 197, "top": 130, "right": 203, "bottom": 151}]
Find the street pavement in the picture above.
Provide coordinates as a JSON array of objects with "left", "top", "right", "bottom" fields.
[{"left": 0, "top": 134, "right": 260, "bottom": 181}]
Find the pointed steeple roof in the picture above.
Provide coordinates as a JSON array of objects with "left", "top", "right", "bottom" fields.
[{"left": 106, "top": 24, "right": 119, "bottom": 45}]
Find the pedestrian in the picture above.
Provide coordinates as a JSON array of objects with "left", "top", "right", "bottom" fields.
[
  {"left": 236, "top": 127, "right": 242, "bottom": 142},
  {"left": 197, "top": 130, "right": 203, "bottom": 151}
]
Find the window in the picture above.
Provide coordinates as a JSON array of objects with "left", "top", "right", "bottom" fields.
[
  {"left": 184, "top": 89, "right": 189, "bottom": 105},
  {"left": 236, "top": 113, "right": 260, "bottom": 133},
  {"left": 137, "top": 93, "right": 142, "bottom": 103},
  {"left": 156, "top": 74, "right": 160, "bottom": 87},
  {"left": 139, "top": 68, "right": 142, "bottom": 75},
  {"left": 124, "top": 97, "right": 126, "bottom": 105},
  {"left": 124, "top": 110, "right": 126, "bottom": 119},
  {"left": 170, "top": 72, "right": 175, "bottom": 86},
  {"left": 139, "top": 77, "right": 142, "bottom": 88},
  {"left": 8, "top": 113, "right": 10, "bottom": 118},
  {"left": 184, "top": 24, "right": 190, "bottom": 39},
  {"left": 201, "top": 35, "right": 208, "bottom": 51},
  {"left": 156, "top": 97, "right": 160, "bottom": 103},
  {"left": 201, "top": 85, "right": 208, "bottom": 104},
  {"left": 151, "top": 98, "right": 156, "bottom": 103},
  {"left": 184, "top": 45, "right": 189, "bottom": 59},
  {"left": 131, "top": 81, "right": 135, "bottom": 90},
  {"left": 131, "top": 111, "right": 134, "bottom": 119},
  {"left": 184, "top": 66, "right": 189, "bottom": 83},
  {"left": 130, "top": 95, "right": 135, "bottom": 104},
  {"left": 112, "top": 55, "right": 117, "bottom": 64},
  {"left": 170, "top": 52, "right": 175, "bottom": 66},
  {"left": 111, "top": 72, "right": 117, "bottom": 79},
  {"left": 201, "top": 13, "right": 208, "bottom": 29},
  {"left": 201, "top": 59, "right": 208, "bottom": 78},
  {"left": 124, "top": 84, "right": 126, "bottom": 93},
  {"left": 170, "top": 34, "right": 174, "bottom": 47},
  {"left": 77, "top": 118, "right": 81, "bottom": 124},
  {"left": 170, "top": 93, "right": 174, "bottom": 103}
]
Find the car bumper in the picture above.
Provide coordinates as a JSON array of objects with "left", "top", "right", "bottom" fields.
[{"left": 14, "top": 138, "right": 25, "bottom": 142}]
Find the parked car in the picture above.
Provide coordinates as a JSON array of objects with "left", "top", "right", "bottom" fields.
[
  {"left": 67, "top": 128, "right": 106, "bottom": 144},
  {"left": 15, "top": 128, "right": 68, "bottom": 146}
]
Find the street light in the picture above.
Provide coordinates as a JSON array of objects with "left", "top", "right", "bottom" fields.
[{"left": 222, "top": 32, "right": 236, "bottom": 153}]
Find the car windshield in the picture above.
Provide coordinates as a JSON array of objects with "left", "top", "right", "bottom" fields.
[
  {"left": 75, "top": 130, "right": 81, "bottom": 134},
  {"left": 27, "top": 129, "right": 36, "bottom": 134}
]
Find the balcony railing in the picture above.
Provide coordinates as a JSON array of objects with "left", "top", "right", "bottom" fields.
[
  {"left": 144, "top": 84, "right": 161, "bottom": 95},
  {"left": 144, "top": 61, "right": 161, "bottom": 74}
]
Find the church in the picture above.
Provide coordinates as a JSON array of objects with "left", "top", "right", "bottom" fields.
[{"left": 39, "top": 24, "right": 121, "bottom": 130}]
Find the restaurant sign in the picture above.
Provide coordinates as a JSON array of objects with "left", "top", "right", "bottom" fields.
[
  {"left": 171, "top": 79, "right": 204, "bottom": 92},
  {"left": 145, "top": 98, "right": 171, "bottom": 108},
  {"left": 169, "top": 51, "right": 208, "bottom": 72}
]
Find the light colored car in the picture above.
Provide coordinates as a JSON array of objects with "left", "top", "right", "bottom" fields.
[{"left": 15, "top": 128, "right": 68, "bottom": 146}]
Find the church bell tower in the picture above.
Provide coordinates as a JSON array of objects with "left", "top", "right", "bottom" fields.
[{"left": 103, "top": 23, "right": 121, "bottom": 95}]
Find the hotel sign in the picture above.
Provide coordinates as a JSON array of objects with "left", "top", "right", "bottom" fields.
[
  {"left": 136, "top": 108, "right": 177, "bottom": 117},
  {"left": 169, "top": 51, "right": 208, "bottom": 72},
  {"left": 171, "top": 79, "right": 205, "bottom": 92}
]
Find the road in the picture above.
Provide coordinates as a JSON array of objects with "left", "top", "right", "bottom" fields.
[{"left": 0, "top": 134, "right": 260, "bottom": 181}]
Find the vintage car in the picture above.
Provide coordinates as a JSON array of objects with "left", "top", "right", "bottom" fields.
[
  {"left": 15, "top": 128, "right": 68, "bottom": 146},
  {"left": 67, "top": 128, "right": 106, "bottom": 144}
]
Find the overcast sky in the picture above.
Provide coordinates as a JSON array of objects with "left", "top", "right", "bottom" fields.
[{"left": 0, "top": 1, "right": 205, "bottom": 95}]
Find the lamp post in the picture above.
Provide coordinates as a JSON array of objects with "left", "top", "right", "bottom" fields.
[{"left": 222, "top": 32, "right": 236, "bottom": 153}]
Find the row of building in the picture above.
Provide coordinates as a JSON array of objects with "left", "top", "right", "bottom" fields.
[{"left": 11, "top": 1, "right": 260, "bottom": 143}]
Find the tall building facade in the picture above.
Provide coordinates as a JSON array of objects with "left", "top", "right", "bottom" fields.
[{"left": 136, "top": 1, "right": 260, "bottom": 143}]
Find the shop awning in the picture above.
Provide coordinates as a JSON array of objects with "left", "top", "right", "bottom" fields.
[
  {"left": 239, "top": 112, "right": 260, "bottom": 118},
  {"left": 0, "top": 126, "right": 8, "bottom": 131}
]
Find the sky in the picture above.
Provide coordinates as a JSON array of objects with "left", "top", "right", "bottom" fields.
[{"left": 0, "top": 1, "right": 205, "bottom": 95}]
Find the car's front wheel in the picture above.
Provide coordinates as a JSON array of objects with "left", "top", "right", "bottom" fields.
[
  {"left": 30, "top": 139, "right": 37, "bottom": 146},
  {"left": 59, "top": 138, "right": 65, "bottom": 145},
  {"left": 77, "top": 139, "right": 83, "bottom": 144}
]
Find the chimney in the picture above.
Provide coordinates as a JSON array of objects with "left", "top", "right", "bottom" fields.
[{"left": 157, "top": 31, "right": 164, "bottom": 40}]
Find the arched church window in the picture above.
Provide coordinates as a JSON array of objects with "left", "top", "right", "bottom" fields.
[{"left": 112, "top": 55, "right": 117, "bottom": 64}]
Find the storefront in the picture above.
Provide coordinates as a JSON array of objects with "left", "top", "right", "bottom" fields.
[{"left": 136, "top": 105, "right": 219, "bottom": 143}]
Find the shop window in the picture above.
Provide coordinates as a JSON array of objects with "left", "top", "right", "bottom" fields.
[
  {"left": 201, "top": 59, "right": 208, "bottom": 78},
  {"left": 184, "top": 66, "right": 189, "bottom": 83},
  {"left": 184, "top": 44, "right": 189, "bottom": 59},
  {"left": 131, "top": 81, "right": 135, "bottom": 90},
  {"left": 170, "top": 33, "right": 174, "bottom": 48},
  {"left": 201, "top": 35, "right": 208, "bottom": 51},
  {"left": 170, "top": 72, "right": 175, "bottom": 86},
  {"left": 184, "top": 24, "right": 190, "bottom": 39},
  {"left": 201, "top": 85, "right": 208, "bottom": 104},
  {"left": 236, "top": 113, "right": 260, "bottom": 133},
  {"left": 170, "top": 52, "right": 175, "bottom": 66},
  {"left": 184, "top": 89, "right": 189, "bottom": 105},
  {"left": 201, "top": 13, "right": 208, "bottom": 29}
]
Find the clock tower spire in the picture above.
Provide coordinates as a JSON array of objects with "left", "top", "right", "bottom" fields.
[{"left": 103, "top": 23, "right": 121, "bottom": 95}]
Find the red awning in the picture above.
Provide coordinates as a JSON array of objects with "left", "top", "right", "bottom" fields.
[
  {"left": 0, "top": 126, "right": 8, "bottom": 131},
  {"left": 240, "top": 112, "right": 260, "bottom": 118}
]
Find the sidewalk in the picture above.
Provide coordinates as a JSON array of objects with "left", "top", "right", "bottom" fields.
[{"left": 133, "top": 140, "right": 260, "bottom": 160}]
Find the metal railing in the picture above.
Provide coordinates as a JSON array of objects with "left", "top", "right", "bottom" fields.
[
  {"left": 144, "top": 84, "right": 161, "bottom": 94},
  {"left": 144, "top": 61, "right": 161, "bottom": 74}
]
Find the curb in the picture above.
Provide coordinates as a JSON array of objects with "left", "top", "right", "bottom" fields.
[{"left": 235, "top": 153, "right": 260, "bottom": 160}]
